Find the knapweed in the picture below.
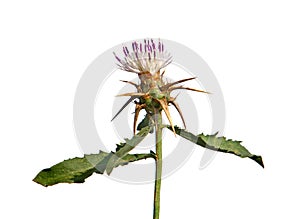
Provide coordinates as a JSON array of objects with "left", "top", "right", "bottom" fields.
[
  {"left": 112, "top": 39, "right": 209, "bottom": 134},
  {"left": 33, "top": 38, "right": 263, "bottom": 219}
]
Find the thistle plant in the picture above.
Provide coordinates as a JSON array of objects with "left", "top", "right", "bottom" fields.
[{"left": 33, "top": 39, "right": 264, "bottom": 219}]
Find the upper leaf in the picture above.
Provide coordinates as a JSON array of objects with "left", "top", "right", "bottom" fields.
[
  {"left": 137, "top": 115, "right": 154, "bottom": 132},
  {"left": 167, "top": 126, "right": 264, "bottom": 168}
]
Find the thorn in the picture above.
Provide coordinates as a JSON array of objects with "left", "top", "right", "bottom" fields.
[
  {"left": 169, "top": 100, "right": 186, "bottom": 129},
  {"left": 116, "top": 92, "right": 146, "bottom": 97},
  {"left": 133, "top": 104, "right": 145, "bottom": 135},
  {"left": 162, "top": 77, "right": 196, "bottom": 90},
  {"left": 168, "top": 94, "right": 180, "bottom": 103},
  {"left": 120, "top": 80, "right": 139, "bottom": 89},
  {"left": 111, "top": 97, "right": 135, "bottom": 121},
  {"left": 156, "top": 98, "right": 176, "bottom": 136},
  {"left": 169, "top": 86, "right": 210, "bottom": 94}
]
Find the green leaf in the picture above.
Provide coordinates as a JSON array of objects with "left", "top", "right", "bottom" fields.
[
  {"left": 137, "top": 115, "right": 154, "bottom": 133},
  {"left": 105, "top": 126, "right": 150, "bottom": 175},
  {"left": 33, "top": 152, "right": 107, "bottom": 187},
  {"left": 33, "top": 151, "right": 155, "bottom": 187},
  {"left": 167, "top": 126, "right": 264, "bottom": 168},
  {"left": 33, "top": 127, "right": 153, "bottom": 187}
]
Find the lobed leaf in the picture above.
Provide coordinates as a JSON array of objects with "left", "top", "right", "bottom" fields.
[
  {"left": 137, "top": 115, "right": 154, "bottom": 133},
  {"left": 33, "top": 152, "right": 155, "bottom": 187},
  {"left": 33, "top": 127, "right": 153, "bottom": 187},
  {"left": 167, "top": 126, "right": 264, "bottom": 168},
  {"left": 105, "top": 126, "right": 150, "bottom": 175}
]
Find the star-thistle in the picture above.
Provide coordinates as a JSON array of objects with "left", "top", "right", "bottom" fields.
[
  {"left": 33, "top": 38, "right": 264, "bottom": 219},
  {"left": 112, "top": 39, "right": 210, "bottom": 219},
  {"left": 112, "top": 39, "right": 209, "bottom": 135}
]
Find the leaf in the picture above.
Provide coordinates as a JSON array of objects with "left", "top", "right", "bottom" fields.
[
  {"left": 137, "top": 115, "right": 149, "bottom": 131},
  {"left": 33, "top": 127, "right": 152, "bottom": 186},
  {"left": 137, "top": 115, "right": 154, "bottom": 133},
  {"left": 105, "top": 126, "right": 150, "bottom": 175},
  {"left": 33, "top": 127, "right": 153, "bottom": 187},
  {"left": 33, "top": 151, "right": 155, "bottom": 187},
  {"left": 167, "top": 126, "right": 264, "bottom": 168}
]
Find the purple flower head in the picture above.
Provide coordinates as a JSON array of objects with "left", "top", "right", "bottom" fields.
[{"left": 113, "top": 39, "right": 172, "bottom": 74}]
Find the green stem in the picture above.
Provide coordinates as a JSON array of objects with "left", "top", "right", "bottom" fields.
[{"left": 153, "top": 111, "right": 163, "bottom": 219}]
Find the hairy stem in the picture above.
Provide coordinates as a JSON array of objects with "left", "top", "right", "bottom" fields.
[{"left": 153, "top": 111, "right": 163, "bottom": 219}]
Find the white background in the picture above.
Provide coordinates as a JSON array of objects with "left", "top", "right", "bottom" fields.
[{"left": 1, "top": 0, "right": 300, "bottom": 218}]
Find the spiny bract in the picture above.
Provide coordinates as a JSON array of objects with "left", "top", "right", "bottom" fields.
[{"left": 112, "top": 39, "right": 209, "bottom": 134}]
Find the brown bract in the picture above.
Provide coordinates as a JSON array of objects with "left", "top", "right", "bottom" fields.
[
  {"left": 113, "top": 70, "right": 209, "bottom": 135},
  {"left": 112, "top": 39, "right": 209, "bottom": 135}
]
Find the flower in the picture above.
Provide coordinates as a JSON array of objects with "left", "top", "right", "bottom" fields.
[
  {"left": 112, "top": 39, "right": 209, "bottom": 134},
  {"left": 113, "top": 39, "right": 172, "bottom": 74}
]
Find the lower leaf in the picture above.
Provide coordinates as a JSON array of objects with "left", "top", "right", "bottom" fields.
[{"left": 33, "top": 152, "right": 154, "bottom": 187}]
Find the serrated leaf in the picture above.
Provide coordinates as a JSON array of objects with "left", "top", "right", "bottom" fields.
[
  {"left": 137, "top": 115, "right": 154, "bottom": 133},
  {"left": 105, "top": 126, "right": 150, "bottom": 175},
  {"left": 167, "top": 126, "right": 264, "bottom": 168},
  {"left": 137, "top": 115, "right": 150, "bottom": 131},
  {"left": 33, "top": 151, "right": 155, "bottom": 187},
  {"left": 33, "top": 152, "right": 108, "bottom": 187},
  {"left": 33, "top": 127, "right": 152, "bottom": 186}
]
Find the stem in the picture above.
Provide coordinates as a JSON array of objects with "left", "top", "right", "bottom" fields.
[{"left": 153, "top": 111, "right": 163, "bottom": 219}]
